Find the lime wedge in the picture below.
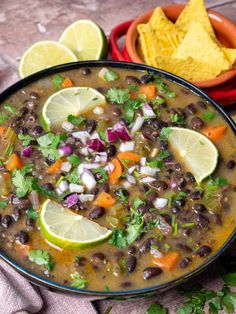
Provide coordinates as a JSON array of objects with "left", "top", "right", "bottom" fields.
[
  {"left": 41, "top": 87, "right": 106, "bottom": 131},
  {"left": 39, "top": 199, "right": 112, "bottom": 249},
  {"left": 59, "top": 20, "right": 108, "bottom": 60},
  {"left": 19, "top": 41, "right": 77, "bottom": 78},
  {"left": 168, "top": 127, "right": 218, "bottom": 183}
]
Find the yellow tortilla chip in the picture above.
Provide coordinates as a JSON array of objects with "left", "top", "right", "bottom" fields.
[
  {"left": 222, "top": 48, "right": 236, "bottom": 66},
  {"left": 153, "top": 56, "right": 221, "bottom": 81},
  {"left": 173, "top": 22, "right": 230, "bottom": 71},
  {"left": 137, "top": 24, "right": 157, "bottom": 65},
  {"left": 175, "top": 0, "right": 215, "bottom": 38}
]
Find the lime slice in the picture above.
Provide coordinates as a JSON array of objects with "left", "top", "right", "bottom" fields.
[
  {"left": 19, "top": 41, "right": 77, "bottom": 78},
  {"left": 59, "top": 19, "right": 108, "bottom": 60},
  {"left": 42, "top": 87, "right": 106, "bottom": 131},
  {"left": 168, "top": 127, "right": 218, "bottom": 183},
  {"left": 39, "top": 199, "right": 112, "bottom": 249}
]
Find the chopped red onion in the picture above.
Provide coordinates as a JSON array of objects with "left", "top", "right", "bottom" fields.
[
  {"left": 57, "top": 181, "right": 69, "bottom": 194},
  {"left": 64, "top": 193, "right": 79, "bottom": 208},
  {"left": 81, "top": 170, "right": 97, "bottom": 191},
  {"left": 104, "top": 162, "right": 115, "bottom": 173},
  {"left": 94, "top": 152, "right": 107, "bottom": 163},
  {"left": 140, "top": 176, "right": 156, "bottom": 183},
  {"left": 62, "top": 121, "right": 74, "bottom": 132},
  {"left": 87, "top": 138, "right": 105, "bottom": 152},
  {"left": 119, "top": 141, "right": 135, "bottom": 152},
  {"left": 22, "top": 146, "right": 32, "bottom": 158},
  {"left": 150, "top": 247, "right": 163, "bottom": 258},
  {"left": 127, "top": 175, "right": 136, "bottom": 184},
  {"left": 131, "top": 115, "right": 144, "bottom": 134},
  {"left": 140, "top": 166, "right": 160, "bottom": 176},
  {"left": 123, "top": 181, "right": 131, "bottom": 189},
  {"left": 170, "top": 180, "right": 177, "bottom": 189},
  {"left": 30, "top": 191, "right": 40, "bottom": 210},
  {"left": 78, "top": 163, "right": 100, "bottom": 175},
  {"left": 69, "top": 183, "right": 84, "bottom": 193},
  {"left": 72, "top": 131, "right": 90, "bottom": 144},
  {"left": 128, "top": 165, "right": 136, "bottom": 174},
  {"left": 107, "top": 128, "right": 118, "bottom": 142},
  {"left": 59, "top": 144, "right": 73, "bottom": 157},
  {"left": 90, "top": 131, "right": 100, "bottom": 140},
  {"left": 153, "top": 198, "right": 168, "bottom": 209},
  {"left": 113, "top": 122, "right": 132, "bottom": 141},
  {"left": 78, "top": 194, "right": 95, "bottom": 202},
  {"left": 140, "top": 157, "right": 146, "bottom": 166},
  {"left": 79, "top": 147, "right": 89, "bottom": 156},
  {"left": 61, "top": 161, "right": 72, "bottom": 173},
  {"left": 142, "top": 103, "right": 156, "bottom": 117}
]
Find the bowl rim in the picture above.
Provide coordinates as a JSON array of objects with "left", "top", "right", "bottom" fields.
[
  {"left": 0, "top": 60, "right": 236, "bottom": 297},
  {"left": 125, "top": 3, "right": 236, "bottom": 88}
]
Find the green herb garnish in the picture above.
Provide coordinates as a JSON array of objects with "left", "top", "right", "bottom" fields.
[
  {"left": 115, "top": 188, "right": 129, "bottom": 203},
  {"left": 67, "top": 154, "right": 81, "bottom": 166},
  {"left": 4, "top": 103, "right": 18, "bottom": 114},
  {"left": 106, "top": 88, "right": 130, "bottom": 105},
  {"left": 108, "top": 229, "right": 127, "bottom": 248},
  {"left": 207, "top": 177, "right": 228, "bottom": 190},
  {"left": 18, "top": 134, "right": 34, "bottom": 146},
  {"left": 203, "top": 111, "right": 216, "bottom": 121},
  {"left": 160, "top": 127, "right": 172, "bottom": 140},
  {"left": 0, "top": 201, "right": 8, "bottom": 209},
  {"left": 28, "top": 250, "right": 54, "bottom": 270},
  {"left": 52, "top": 74, "right": 64, "bottom": 89},
  {"left": 27, "top": 206, "right": 38, "bottom": 220},
  {"left": 133, "top": 196, "right": 144, "bottom": 209},
  {"left": 145, "top": 302, "right": 167, "bottom": 314},
  {"left": 127, "top": 83, "right": 138, "bottom": 91},
  {"left": 124, "top": 99, "right": 142, "bottom": 123},
  {"left": 104, "top": 70, "right": 119, "bottom": 81},
  {"left": 70, "top": 272, "right": 87, "bottom": 289},
  {"left": 0, "top": 115, "right": 9, "bottom": 125},
  {"left": 67, "top": 114, "right": 86, "bottom": 126},
  {"left": 92, "top": 167, "right": 108, "bottom": 183},
  {"left": 37, "top": 132, "right": 62, "bottom": 161},
  {"left": 12, "top": 171, "right": 33, "bottom": 198},
  {"left": 170, "top": 113, "right": 185, "bottom": 124}
]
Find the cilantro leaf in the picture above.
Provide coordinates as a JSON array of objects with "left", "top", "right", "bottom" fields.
[
  {"left": 92, "top": 167, "right": 108, "bottom": 183},
  {"left": 67, "top": 114, "right": 86, "bottom": 126},
  {"left": 124, "top": 99, "right": 142, "bottom": 123},
  {"left": 37, "top": 133, "right": 61, "bottom": 160},
  {"left": 126, "top": 213, "right": 144, "bottom": 244},
  {"left": 223, "top": 273, "right": 236, "bottom": 286},
  {"left": 207, "top": 177, "right": 228, "bottom": 190},
  {"left": 202, "top": 111, "right": 216, "bottom": 121},
  {"left": 127, "top": 83, "right": 138, "bottom": 91},
  {"left": 170, "top": 113, "right": 185, "bottom": 124},
  {"left": 52, "top": 74, "right": 64, "bottom": 89},
  {"left": 145, "top": 302, "right": 167, "bottom": 314},
  {"left": 0, "top": 115, "right": 9, "bottom": 125},
  {"left": 31, "top": 178, "right": 59, "bottom": 200},
  {"left": 159, "top": 150, "right": 171, "bottom": 160},
  {"left": 133, "top": 196, "right": 144, "bottom": 209},
  {"left": 12, "top": 171, "right": 33, "bottom": 198},
  {"left": 70, "top": 272, "right": 87, "bottom": 289},
  {"left": 27, "top": 206, "right": 38, "bottom": 220},
  {"left": 147, "top": 159, "right": 163, "bottom": 169},
  {"left": 0, "top": 201, "right": 8, "bottom": 209},
  {"left": 18, "top": 134, "right": 34, "bottom": 146},
  {"left": 108, "top": 229, "right": 127, "bottom": 248},
  {"left": 154, "top": 76, "right": 176, "bottom": 98},
  {"left": 104, "top": 70, "right": 119, "bottom": 81},
  {"left": 67, "top": 154, "right": 81, "bottom": 166},
  {"left": 160, "top": 127, "right": 172, "bottom": 140},
  {"left": 28, "top": 250, "right": 54, "bottom": 270},
  {"left": 66, "top": 168, "right": 82, "bottom": 184},
  {"left": 4, "top": 103, "right": 18, "bottom": 114},
  {"left": 115, "top": 188, "right": 129, "bottom": 203},
  {"left": 106, "top": 88, "right": 130, "bottom": 105},
  {"left": 20, "top": 163, "right": 34, "bottom": 176}
]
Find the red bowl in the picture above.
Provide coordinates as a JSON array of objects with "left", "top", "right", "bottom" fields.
[{"left": 125, "top": 4, "right": 236, "bottom": 88}]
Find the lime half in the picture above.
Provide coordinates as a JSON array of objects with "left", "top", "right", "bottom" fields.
[
  {"left": 39, "top": 199, "right": 112, "bottom": 249},
  {"left": 59, "top": 19, "right": 108, "bottom": 60},
  {"left": 168, "top": 127, "right": 218, "bottom": 183},
  {"left": 19, "top": 41, "right": 77, "bottom": 78},
  {"left": 42, "top": 87, "right": 106, "bottom": 131}
]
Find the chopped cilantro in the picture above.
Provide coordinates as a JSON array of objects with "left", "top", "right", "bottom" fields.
[
  {"left": 52, "top": 74, "right": 64, "bottom": 89},
  {"left": 0, "top": 201, "right": 8, "bottom": 209},
  {"left": 223, "top": 273, "right": 236, "bottom": 286},
  {"left": 115, "top": 188, "right": 129, "bottom": 203},
  {"left": 27, "top": 206, "right": 38, "bottom": 220},
  {"left": 138, "top": 93, "right": 147, "bottom": 102},
  {"left": 106, "top": 88, "right": 130, "bottom": 105},
  {"left": 108, "top": 229, "right": 127, "bottom": 248},
  {"left": 171, "top": 214, "right": 178, "bottom": 236},
  {"left": 145, "top": 302, "right": 167, "bottom": 314},
  {"left": 4, "top": 103, "right": 18, "bottom": 114},
  {"left": 207, "top": 176, "right": 228, "bottom": 190},
  {"left": 104, "top": 285, "right": 110, "bottom": 292},
  {"left": 18, "top": 134, "right": 34, "bottom": 146},
  {"left": 20, "top": 163, "right": 34, "bottom": 175},
  {"left": 28, "top": 250, "right": 54, "bottom": 270},
  {"left": 67, "top": 154, "right": 81, "bottom": 166},
  {"left": 133, "top": 196, "right": 144, "bottom": 209},
  {"left": 182, "top": 222, "right": 195, "bottom": 228},
  {"left": 92, "top": 167, "right": 108, "bottom": 183},
  {"left": 147, "top": 159, "right": 163, "bottom": 169},
  {"left": 170, "top": 113, "right": 185, "bottom": 124},
  {"left": 126, "top": 213, "right": 144, "bottom": 244},
  {"left": 37, "top": 132, "right": 61, "bottom": 161},
  {"left": 12, "top": 171, "right": 33, "bottom": 198},
  {"left": 0, "top": 115, "right": 9, "bottom": 125},
  {"left": 154, "top": 76, "right": 176, "bottom": 98},
  {"left": 176, "top": 191, "right": 187, "bottom": 200},
  {"left": 66, "top": 168, "right": 82, "bottom": 184},
  {"left": 160, "top": 127, "right": 172, "bottom": 140},
  {"left": 70, "top": 272, "right": 87, "bottom": 289},
  {"left": 203, "top": 111, "right": 216, "bottom": 121},
  {"left": 4, "top": 143, "right": 14, "bottom": 157},
  {"left": 127, "top": 83, "right": 138, "bottom": 91},
  {"left": 98, "top": 130, "right": 107, "bottom": 142},
  {"left": 159, "top": 150, "right": 171, "bottom": 160},
  {"left": 152, "top": 97, "right": 165, "bottom": 105},
  {"left": 104, "top": 70, "right": 119, "bottom": 81},
  {"left": 67, "top": 114, "right": 86, "bottom": 126},
  {"left": 31, "top": 178, "right": 59, "bottom": 200},
  {"left": 124, "top": 99, "right": 142, "bottom": 123}
]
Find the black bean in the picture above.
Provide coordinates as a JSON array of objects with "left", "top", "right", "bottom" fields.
[
  {"left": 114, "top": 251, "right": 125, "bottom": 260},
  {"left": 190, "top": 190, "right": 203, "bottom": 200},
  {"left": 89, "top": 206, "right": 105, "bottom": 219},
  {"left": 146, "top": 191, "right": 158, "bottom": 204},
  {"left": 26, "top": 218, "right": 34, "bottom": 228},
  {"left": 126, "top": 256, "right": 137, "bottom": 273},
  {"left": 160, "top": 140, "right": 168, "bottom": 150},
  {"left": 81, "top": 68, "right": 91, "bottom": 75},
  {"left": 90, "top": 187, "right": 99, "bottom": 196},
  {"left": 186, "top": 172, "right": 195, "bottom": 182},
  {"left": 196, "top": 214, "right": 209, "bottom": 228},
  {"left": 193, "top": 204, "right": 206, "bottom": 213},
  {"left": 15, "top": 231, "right": 29, "bottom": 244},
  {"left": 9, "top": 195, "right": 20, "bottom": 205},
  {"left": 140, "top": 74, "right": 154, "bottom": 84},
  {"left": 31, "top": 125, "right": 43, "bottom": 136},
  {"left": 29, "top": 91, "right": 40, "bottom": 100},
  {"left": 190, "top": 117, "right": 205, "bottom": 130},
  {"left": 42, "top": 183, "right": 54, "bottom": 191},
  {"left": 106, "top": 145, "right": 117, "bottom": 158},
  {"left": 180, "top": 257, "right": 192, "bottom": 268},
  {"left": 141, "top": 124, "right": 154, "bottom": 141},
  {"left": 75, "top": 257, "right": 87, "bottom": 267},
  {"left": 137, "top": 204, "right": 149, "bottom": 214},
  {"left": 173, "top": 198, "right": 185, "bottom": 208},
  {"left": 176, "top": 243, "right": 192, "bottom": 253},
  {"left": 114, "top": 188, "right": 129, "bottom": 198},
  {"left": 139, "top": 238, "right": 157, "bottom": 253},
  {"left": 185, "top": 103, "right": 196, "bottom": 115},
  {"left": 15, "top": 126, "right": 28, "bottom": 135},
  {"left": 45, "top": 157, "right": 55, "bottom": 166},
  {"left": 99, "top": 183, "right": 110, "bottom": 193},
  {"left": 195, "top": 245, "right": 212, "bottom": 257},
  {"left": 197, "top": 100, "right": 207, "bottom": 109},
  {"left": 171, "top": 207, "right": 180, "bottom": 214},
  {"left": 9, "top": 116, "right": 22, "bottom": 128},
  {"left": 18, "top": 199, "right": 31, "bottom": 211},
  {"left": 152, "top": 119, "right": 167, "bottom": 130},
  {"left": 92, "top": 252, "right": 106, "bottom": 262},
  {"left": 19, "top": 107, "right": 29, "bottom": 116},
  {"left": 94, "top": 172, "right": 103, "bottom": 182},
  {"left": 113, "top": 108, "right": 122, "bottom": 117},
  {"left": 227, "top": 160, "right": 235, "bottom": 169},
  {"left": 120, "top": 281, "right": 132, "bottom": 288},
  {"left": 26, "top": 112, "right": 38, "bottom": 123},
  {"left": 85, "top": 120, "right": 97, "bottom": 134},
  {"left": 128, "top": 245, "right": 136, "bottom": 255},
  {"left": 12, "top": 207, "right": 21, "bottom": 222},
  {"left": 125, "top": 75, "right": 141, "bottom": 84},
  {"left": 150, "top": 180, "right": 168, "bottom": 191},
  {"left": 175, "top": 163, "right": 182, "bottom": 172},
  {"left": 76, "top": 202, "right": 88, "bottom": 211},
  {"left": 1, "top": 215, "right": 12, "bottom": 228},
  {"left": 143, "top": 267, "right": 162, "bottom": 280},
  {"left": 25, "top": 99, "right": 38, "bottom": 110},
  {"left": 183, "top": 228, "right": 192, "bottom": 237},
  {"left": 213, "top": 214, "right": 222, "bottom": 225}
]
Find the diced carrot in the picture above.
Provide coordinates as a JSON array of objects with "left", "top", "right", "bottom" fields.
[
  {"left": 153, "top": 252, "right": 180, "bottom": 271},
  {"left": 109, "top": 158, "right": 123, "bottom": 185},
  {"left": 117, "top": 151, "right": 141, "bottom": 165},
  {"left": 61, "top": 77, "right": 73, "bottom": 88},
  {"left": 0, "top": 126, "right": 6, "bottom": 135},
  {"left": 139, "top": 85, "right": 156, "bottom": 99},
  {"left": 46, "top": 159, "right": 63, "bottom": 174},
  {"left": 202, "top": 125, "right": 227, "bottom": 142},
  {"left": 5, "top": 153, "right": 23, "bottom": 171},
  {"left": 94, "top": 192, "right": 116, "bottom": 209}
]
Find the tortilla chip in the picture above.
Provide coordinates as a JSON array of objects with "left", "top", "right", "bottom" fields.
[
  {"left": 137, "top": 24, "right": 157, "bottom": 65},
  {"left": 153, "top": 56, "right": 221, "bottom": 81},
  {"left": 175, "top": 0, "right": 215, "bottom": 38},
  {"left": 173, "top": 22, "right": 230, "bottom": 71},
  {"left": 222, "top": 48, "right": 236, "bottom": 66}
]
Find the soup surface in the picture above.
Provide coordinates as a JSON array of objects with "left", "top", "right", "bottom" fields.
[{"left": 0, "top": 66, "right": 235, "bottom": 292}]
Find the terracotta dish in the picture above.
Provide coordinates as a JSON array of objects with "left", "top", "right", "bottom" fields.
[{"left": 125, "top": 4, "right": 236, "bottom": 88}]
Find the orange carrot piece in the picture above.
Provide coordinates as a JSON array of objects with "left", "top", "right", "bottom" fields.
[
  {"left": 117, "top": 151, "right": 141, "bottom": 165},
  {"left": 109, "top": 158, "right": 123, "bottom": 185},
  {"left": 5, "top": 153, "right": 23, "bottom": 171},
  {"left": 153, "top": 252, "right": 180, "bottom": 271},
  {"left": 139, "top": 85, "right": 156, "bottom": 99},
  {"left": 61, "top": 77, "right": 73, "bottom": 88},
  {"left": 46, "top": 159, "right": 63, "bottom": 174},
  {"left": 94, "top": 192, "right": 116, "bottom": 209},
  {"left": 202, "top": 125, "right": 227, "bottom": 142},
  {"left": 0, "top": 126, "right": 6, "bottom": 135}
]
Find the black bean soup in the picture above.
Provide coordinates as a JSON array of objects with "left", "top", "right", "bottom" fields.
[{"left": 0, "top": 66, "right": 235, "bottom": 292}]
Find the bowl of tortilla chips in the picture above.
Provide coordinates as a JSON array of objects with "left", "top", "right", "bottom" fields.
[{"left": 125, "top": 0, "right": 236, "bottom": 88}]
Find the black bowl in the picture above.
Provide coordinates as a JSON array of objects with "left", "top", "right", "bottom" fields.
[{"left": 0, "top": 60, "right": 235, "bottom": 298}]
